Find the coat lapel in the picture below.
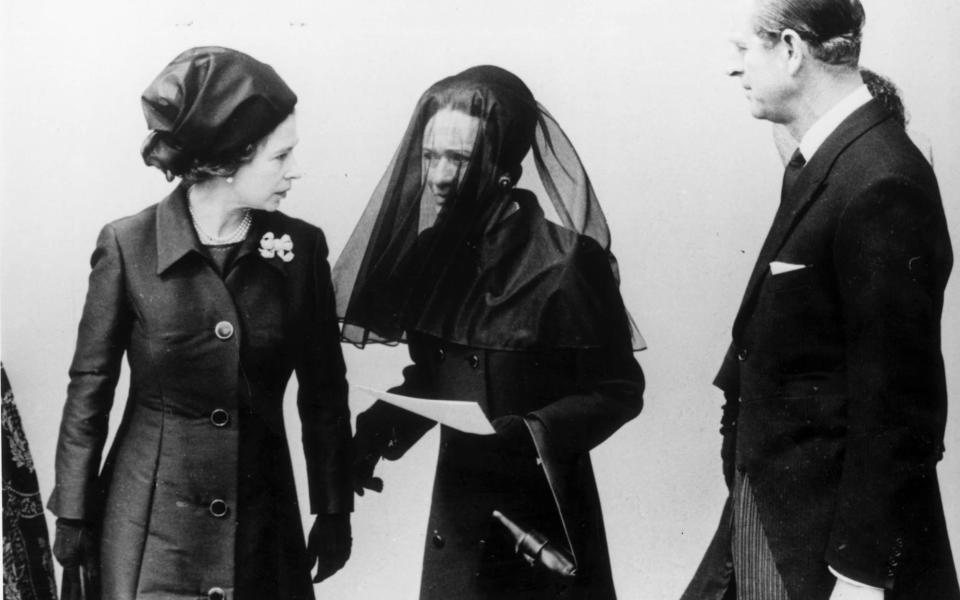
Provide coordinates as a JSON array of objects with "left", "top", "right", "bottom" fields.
[{"left": 732, "top": 100, "right": 891, "bottom": 338}]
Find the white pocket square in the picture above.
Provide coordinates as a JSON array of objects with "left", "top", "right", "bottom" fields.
[{"left": 769, "top": 261, "right": 807, "bottom": 275}]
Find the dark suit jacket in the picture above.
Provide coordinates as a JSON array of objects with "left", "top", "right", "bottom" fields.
[
  {"left": 685, "top": 100, "right": 959, "bottom": 600},
  {"left": 48, "top": 188, "right": 352, "bottom": 599}
]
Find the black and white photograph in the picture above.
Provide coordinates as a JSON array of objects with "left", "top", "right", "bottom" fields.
[{"left": 2, "top": 1, "right": 959, "bottom": 598}]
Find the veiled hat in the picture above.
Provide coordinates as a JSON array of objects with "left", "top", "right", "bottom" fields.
[{"left": 334, "top": 65, "right": 644, "bottom": 351}]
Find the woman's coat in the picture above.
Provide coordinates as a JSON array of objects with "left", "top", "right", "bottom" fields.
[
  {"left": 359, "top": 331, "right": 642, "bottom": 600},
  {"left": 354, "top": 212, "right": 644, "bottom": 599},
  {"left": 48, "top": 188, "right": 352, "bottom": 600}
]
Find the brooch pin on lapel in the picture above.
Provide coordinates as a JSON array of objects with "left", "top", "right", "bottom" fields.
[{"left": 259, "top": 232, "right": 295, "bottom": 262}]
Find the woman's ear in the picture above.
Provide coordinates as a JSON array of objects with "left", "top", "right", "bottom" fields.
[{"left": 498, "top": 165, "right": 523, "bottom": 189}]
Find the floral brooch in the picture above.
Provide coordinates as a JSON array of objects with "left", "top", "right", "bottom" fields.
[{"left": 259, "top": 232, "right": 294, "bottom": 262}]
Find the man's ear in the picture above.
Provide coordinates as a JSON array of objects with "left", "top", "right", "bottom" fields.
[{"left": 779, "top": 28, "right": 805, "bottom": 76}]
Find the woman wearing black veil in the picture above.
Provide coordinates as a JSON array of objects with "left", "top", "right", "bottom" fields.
[{"left": 334, "top": 66, "right": 645, "bottom": 599}]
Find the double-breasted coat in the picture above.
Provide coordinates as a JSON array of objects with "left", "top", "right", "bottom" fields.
[
  {"left": 683, "top": 100, "right": 959, "bottom": 599},
  {"left": 48, "top": 188, "right": 353, "bottom": 600},
  {"left": 355, "top": 211, "right": 644, "bottom": 600}
]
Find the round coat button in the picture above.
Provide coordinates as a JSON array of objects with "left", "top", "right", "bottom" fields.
[
  {"left": 432, "top": 531, "right": 445, "bottom": 549},
  {"left": 207, "top": 587, "right": 225, "bottom": 600},
  {"left": 210, "top": 409, "right": 230, "bottom": 428},
  {"left": 737, "top": 348, "right": 748, "bottom": 362},
  {"left": 468, "top": 354, "right": 480, "bottom": 369},
  {"left": 436, "top": 348, "right": 445, "bottom": 362},
  {"left": 209, "top": 499, "right": 229, "bottom": 518},
  {"left": 214, "top": 321, "right": 234, "bottom": 340}
]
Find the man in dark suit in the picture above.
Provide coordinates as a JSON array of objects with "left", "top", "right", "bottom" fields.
[{"left": 682, "top": 1, "right": 959, "bottom": 599}]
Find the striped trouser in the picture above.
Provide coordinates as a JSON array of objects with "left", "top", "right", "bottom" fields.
[{"left": 732, "top": 472, "right": 790, "bottom": 600}]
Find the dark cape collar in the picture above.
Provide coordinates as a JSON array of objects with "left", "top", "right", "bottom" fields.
[{"left": 404, "top": 190, "right": 631, "bottom": 351}]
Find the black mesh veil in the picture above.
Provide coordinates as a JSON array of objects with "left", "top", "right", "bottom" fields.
[{"left": 333, "top": 66, "right": 644, "bottom": 351}]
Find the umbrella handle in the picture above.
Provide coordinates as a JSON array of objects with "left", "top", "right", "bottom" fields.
[{"left": 492, "top": 509, "right": 577, "bottom": 578}]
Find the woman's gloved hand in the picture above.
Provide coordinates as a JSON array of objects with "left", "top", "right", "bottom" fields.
[
  {"left": 352, "top": 423, "right": 385, "bottom": 496},
  {"left": 307, "top": 513, "right": 352, "bottom": 583},
  {"left": 352, "top": 451, "right": 383, "bottom": 496},
  {"left": 53, "top": 518, "right": 98, "bottom": 570}
]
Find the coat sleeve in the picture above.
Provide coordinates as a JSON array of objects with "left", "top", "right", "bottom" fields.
[
  {"left": 297, "top": 229, "right": 354, "bottom": 515},
  {"left": 528, "top": 366, "right": 643, "bottom": 457},
  {"left": 527, "top": 239, "right": 645, "bottom": 457},
  {"left": 49, "top": 224, "right": 133, "bottom": 520},
  {"left": 825, "top": 176, "right": 952, "bottom": 588}
]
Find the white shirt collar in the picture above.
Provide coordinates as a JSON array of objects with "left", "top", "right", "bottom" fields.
[{"left": 798, "top": 85, "right": 872, "bottom": 161}]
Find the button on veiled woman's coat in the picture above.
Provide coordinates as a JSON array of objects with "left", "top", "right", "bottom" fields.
[
  {"left": 209, "top": 408, "right": 230, "bottom": 427},
  {"left": 207, "top": 587, "right": 225, "bottom": 600},
  {"left": 208, "top": 499, "right": 229, "bottom": 518}
]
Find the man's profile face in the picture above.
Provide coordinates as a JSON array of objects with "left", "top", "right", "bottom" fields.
[{"left": 726, "top": 0, "right": 793, "bottom": 123}]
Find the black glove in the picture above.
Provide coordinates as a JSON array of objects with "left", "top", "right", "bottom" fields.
[
  {"left": 492, "top": 414, "right": 538, "bottom": 457},
  {"left": 53, "top": 519, "right": 98, "bottom": 569},
  {"left": 54, "top": 518, "right": 102, "bottom": 599},
  {"left": 307, "top": 513, "right": 352, "bottom": 583},
  {"left": 352, "top": 410, "right": 389, "bottom": 496},
  {"left": 352, "top": 450, "right": 384, "bottom": 496},
  {"left": 721, "top": 436, "right": 737, "bottom": 491},
  {"left": 720, "top": 392, "right": 739, "bottom": 490}
]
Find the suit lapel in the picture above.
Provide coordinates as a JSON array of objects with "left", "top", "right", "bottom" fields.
[{"left": 732, "top": 100, "right": 891, "bottom": 338}]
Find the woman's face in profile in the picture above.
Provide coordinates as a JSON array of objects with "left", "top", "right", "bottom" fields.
[
  {"left": 422, "top": 108, "right": 480, "bottom": 214},
  {"left": 231, "top": 113, "right": 302, "bottom": 212}
]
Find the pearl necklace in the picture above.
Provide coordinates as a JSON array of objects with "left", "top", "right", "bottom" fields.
[{"left": 188, "top": 204, "right": 252, "bottom": 246}]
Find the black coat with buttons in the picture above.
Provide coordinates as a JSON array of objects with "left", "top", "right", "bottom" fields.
[
  {"left": 360, "top": 332, "right": 643, "bottom": 600},
  {"left": 684, "top": 100, "right": 959, "bottom": 600},
  {"left": 354, "top": 210, "right": 644, "bottom": 599},
  {"left": 48, "top": 187, "right": 353, "bottom": 600}
]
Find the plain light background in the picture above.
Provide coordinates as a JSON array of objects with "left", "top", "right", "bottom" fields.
[{"left": 2, "top": 1, "right": 958, "bottom": 598}]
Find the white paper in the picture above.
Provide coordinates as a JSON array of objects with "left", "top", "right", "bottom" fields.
[
  {"left": 351, "top": 384, "right": 496, "bottom": 435},
  {"left": 769, "top": 261, "right": 807, "bottom": 275}
]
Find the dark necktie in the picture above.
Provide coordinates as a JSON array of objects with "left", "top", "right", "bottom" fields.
[{"left": 781, "top": 148, "right": 806, "bottom": 201}]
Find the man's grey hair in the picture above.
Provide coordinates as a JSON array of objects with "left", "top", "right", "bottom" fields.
[{"left": 753, "top": 0, "right": 865, "bottom": 67}]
